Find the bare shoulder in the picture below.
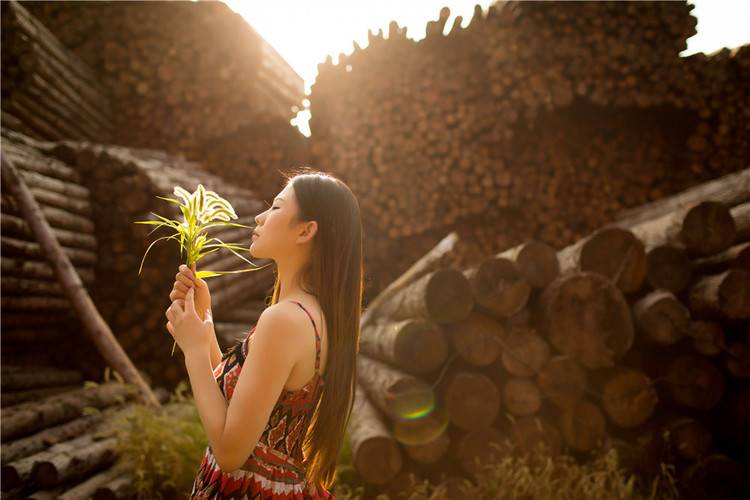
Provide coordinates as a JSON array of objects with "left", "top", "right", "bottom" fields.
[{"left": 254, "top": 302, "right": 309, "bottom": 345}]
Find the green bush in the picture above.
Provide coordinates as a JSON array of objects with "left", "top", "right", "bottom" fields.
[
  {"left": 331, "top": 440, "right": 680, "bottom": 500},
  {"left": 107, "top": 380, "right": 208, "bottom": 499}
]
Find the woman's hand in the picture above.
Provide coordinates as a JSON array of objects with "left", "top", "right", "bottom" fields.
[
  {"left": 170, "top": 263, "right": 212, "bottom": 321},
  {"left": 165, "top": 287, "right": 213, "bottom": 357}
]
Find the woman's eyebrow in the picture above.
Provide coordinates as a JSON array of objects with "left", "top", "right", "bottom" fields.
[{"left": 274, "top": 196, "right": 284, "bottom": 203}]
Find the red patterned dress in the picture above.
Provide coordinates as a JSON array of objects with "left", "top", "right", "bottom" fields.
[{"left": 190, "top": 301, "right": 334, "bottom": 499}]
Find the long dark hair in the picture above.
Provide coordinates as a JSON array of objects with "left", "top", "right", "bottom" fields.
[{"left": 268, "top": 167, "right": 362, "bottom": 489}]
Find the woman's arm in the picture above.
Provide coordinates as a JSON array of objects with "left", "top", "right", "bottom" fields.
[
  {"left": 202, "top": 308, "right": 222, "bottom": 370},
  {"left": 185, "top": 303, "right": 299, "bottom": 473}
]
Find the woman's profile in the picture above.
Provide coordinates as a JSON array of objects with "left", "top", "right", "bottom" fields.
[{"left": 167, "top": 168, "right": 362, "bottom": 498}]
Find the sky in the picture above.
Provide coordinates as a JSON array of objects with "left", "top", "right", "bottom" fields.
[{"left": 222, "top": 0, "right": 750, "bottom": 137}]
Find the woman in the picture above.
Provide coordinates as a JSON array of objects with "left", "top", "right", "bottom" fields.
[{"left": 165, "top": 169, "right": 362, "bottom": 498}]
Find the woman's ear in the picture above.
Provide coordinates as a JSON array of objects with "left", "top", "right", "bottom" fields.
[{"left": 302, "top": 220, "right": 317, "bottom": 241}]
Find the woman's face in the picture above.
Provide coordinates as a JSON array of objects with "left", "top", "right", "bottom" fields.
[{"left": 250, "top": 183, "right": 299, "bottom": 260}]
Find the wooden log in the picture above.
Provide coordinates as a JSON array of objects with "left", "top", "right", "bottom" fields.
[
  {"left": 0, "top": 382, "right": 138, "bottom": 441},
  {"left": 454, "top": 426, "right": 507, "bottom": 477},
  {"left": 56, "top": 461, "right": 130, "bottom": 500},
  {"left": 0, "top": 295, "right": 73, "bottom": 311},
  {"left": 0, "top": 367, "right": 82, "bottom": 391},
  {"left": 0, "top": 235, "right": 97, "bottom": 266},
  {"left": 501, "top": 377, "right": 541, "bottom": 416},
  {"left": 663, "top": 416, "right": 714, "bottom": 462},
  {"left": 536, "top": 355, "right": 587, "bottom": 410},
  {"left": 2, "top": 428, "right": 114, "bottom": 491},
  {"left": 686, "top": 320, "right": 726, "bottom": 356},
  {"left": 724, "top": 333, "right": 750, "bottom": 378},
  {"left": 402, "top": 422, "right": 450, "bottom": 465},
  {"left": 440, "top": 369, "right": 500, "bottom": 431},
  {"left": 379, "top": 464, "right": 424, "bottom": 500},
  {"left": 1, "top": 212, "right": 97, "bottom": 250},
  {"left": 1, "top": 256, "right": 95, "bottom": 284},
  {"left": 1, "top": 384, "right": 82, "bottom": 408},
  {"left": 688, "top": 268, "right": 750, "bottom": 320},
  {"left": 715, "top": 384, "right": 750, "bottom": 455},
  {"left": 629, "top": 201, "right": 737, "bottom": 258},
  {"left": 632, "top": 289, "right": 690, "bottom": 346},
  {"left": 346, "top": 383, "right": 403, "bottom": 485},
  {"left": 209, "top": 268, "right": 276, "bottom": 313},
  {"left": 496, "top": 239, "right": 560, "bottom": 288},
  {"left": 1, "top": 403, "right": 135, "bottom": 465},
  {"left": 557, "top": 227, "right": 646, "bottom": 293},
  {"left": 508, "top": 415, "right": 562, "bottom": 457},
  {"left": 444, "top": 310, "right": 505, "bottom": 367},
  {"left": 730, "top": 201, "right": 750, "bottom": 242},
  {"left": 559, "top": 399, "right": 606, "bottom": 452},
  {"left": 219, "top": 300, "right": 267, "bottom": 324},
  {"left": 356, "top": 355, "right": 433, "bottom": 422},
  {"left": 679, "top": 453, "right": 750, "bottom": 500},
  {"left": 360, "top": 317, "right": 449, "bottom": 373},
  {"left": 498, "top": 326, "right": 550, "bottom": 377},
  {"left": 213, "top": 321, "right": 252, "bottom": 348},
  {"left": 665, "top": 354, "right": 725, "bottom": 410},
  {"left": 375, "top": 268, "right": 474, "bottom": 324},
  {"left": 92, "top": 470, "right": 137, "bottom": 500},
  {"left": 360, "top": 232, "right": 460, "bottom": 329},
  {"left": 539, "top": 271, "right": 634, "bottom": 369},
  {"left": 463, "top": 256, "right": 530, "bottom": 318},
  {"left": 614, "top": 168, "right": 750, "bottom": 227},
  {"left": 643, "top": 243, "right": 694, "bottom": 295},
  {"left": 599, "top": 368, "right": 658, "bottom": 429},
  {"left": 30, "top": 436, "right": 119, "bottom": 487},
  {"left": 691, "top": 241, "right": 750, "bottom": 275}
]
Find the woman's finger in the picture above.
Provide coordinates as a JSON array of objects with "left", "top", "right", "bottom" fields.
[
  {"left": 166, "top": 321, "right": 174, "bottom": 336},
  {"left": 176, "top": 272, "right": 193, "bottom": 287}
]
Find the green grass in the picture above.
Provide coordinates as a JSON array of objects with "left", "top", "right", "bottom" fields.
[
  {"left": 106, "top": 381, "right": 208, "bottom": 499},
  {"left": 331, "top": 440, "right": 680, "bottom": 500}
]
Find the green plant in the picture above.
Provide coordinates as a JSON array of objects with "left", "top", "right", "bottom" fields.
[
  {"left": 133, "top": 183, "right": 271, "bottom": 355},
  {"left": 330, "top": 440, "right": 680, "bottom": 500},
  {"left": 107, "top": 381, "right": 208, "bottom": 499}
]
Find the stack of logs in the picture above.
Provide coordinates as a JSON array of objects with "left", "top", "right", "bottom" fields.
[
  {"left": 0, "top": 1, "right": 113, "bottom": 143},
  {"left": 1, "top": 129, "right": 276, "bottom": 390},
  {"left": 1, "top": 364, "right": 170, "bottom": 498},
  {"left": 0, "top": 128, "right": 102, "bottom": 373},
  {"left": 309, "top": 1, "right": 750, "bottom": 293},
  {"left": 346, "top": 168, "right": 750, "bottom": 499},
  {"left": 19, "top": 0, "right": 307, "bottom": 202}
]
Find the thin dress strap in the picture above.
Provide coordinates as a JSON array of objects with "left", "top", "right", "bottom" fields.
[{"left": 291, "top": 301, "right": 321, "bottom": 375}]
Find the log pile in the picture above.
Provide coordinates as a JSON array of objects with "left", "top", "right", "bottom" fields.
[
  {"left": 0, "top": 1, "right": 113, "bottom": 143},
  {"left": 309, "top": 0, "right": 750, "bottom": 294},
  {"left": 0, "top": 364, "right": 170, "bottom": 499},
  {"left": 347, "top": 173, "right": 750, "bottom": 499},
  {"left": 0, "top": 129, "right": 103, "bottom": 374},
  {"left": 1, "top": 129, "right": 277, "bottom": 390},
  {"left": 18, "top": 0, "right": 307, "bottom": 202}
]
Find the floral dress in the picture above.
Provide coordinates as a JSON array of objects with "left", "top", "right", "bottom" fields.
[{"left": 190, "top": 301, "right": 334, "bottom": 499}]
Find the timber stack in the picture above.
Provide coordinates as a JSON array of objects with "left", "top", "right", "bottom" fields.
[
  {"left": 1, "top": 364, "right": 172, "bottom": 499},
  {"left": 19, "top": 0, "right": 307, "bottom": 202},
  {"left": 0, "top": 1, "right": 114, "bottom": 143},
  {"left": 1, "top": 129, "right": 101, "bottom": 372},
  {"left": 347, "top": 169, "right": 750, "bottom": 499},
  {"left": 309, "top": 0, "right": 750, "bottom": 294},
  {"left": 1, "top": 128, "right": 276, "bottom": 389}
]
